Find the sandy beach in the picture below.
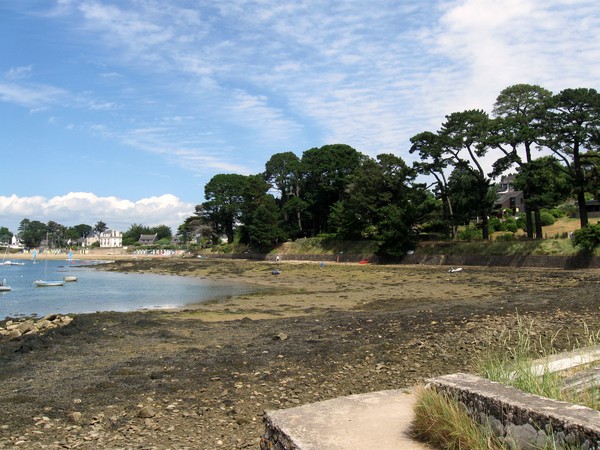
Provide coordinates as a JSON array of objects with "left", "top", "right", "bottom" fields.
[{"left": 1, "top": 257, "right": 599, "bottom": 448}]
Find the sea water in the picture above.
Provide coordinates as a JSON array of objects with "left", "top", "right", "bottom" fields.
[{"left": 0, "top": 259, "right": 256, "bottom": 319}]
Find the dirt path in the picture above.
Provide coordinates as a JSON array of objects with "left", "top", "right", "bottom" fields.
[{"left": 1, "top": 259, "right": 599, "bottom": 449}]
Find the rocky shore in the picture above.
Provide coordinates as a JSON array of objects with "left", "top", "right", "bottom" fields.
[{"left": 1, "top": 258, "right": 599, "bottom": 448}]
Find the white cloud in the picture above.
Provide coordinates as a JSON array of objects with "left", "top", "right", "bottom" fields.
[
  {"left": 4, "top": 65, "right": 33, "bottom": 81},
  {"left": 0, "top": 193, "right": 195, "bottom": 233},
  {"left": 0, "top": 81, "right": 66, "bottom": 110}
]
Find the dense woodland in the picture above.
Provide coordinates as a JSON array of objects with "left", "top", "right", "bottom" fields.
[{"left": 3, "top": 84, "right": 600, "bottom": 256}]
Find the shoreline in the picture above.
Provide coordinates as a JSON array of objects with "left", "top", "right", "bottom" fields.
[{"left": 1, "top": 259, "right": 599, "bottom": 448}]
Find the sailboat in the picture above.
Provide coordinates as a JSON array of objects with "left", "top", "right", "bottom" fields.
[
  {"left": 1, "top": 244, "right": 25, "bottom": 266},
  {"left": 0, "top": 278, "right": 11, "bottom": 292},
  {"left": 33, "top": 235, "right": 65, "bottom": 287}
]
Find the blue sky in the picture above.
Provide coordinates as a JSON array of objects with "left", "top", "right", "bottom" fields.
[{"left": 1, "top": 0, "right": 599, "bottom": 234}]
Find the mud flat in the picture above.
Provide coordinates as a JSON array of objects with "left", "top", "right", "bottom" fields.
[{"left": 1, "top": 259, "right": 599, "bottom": 448}]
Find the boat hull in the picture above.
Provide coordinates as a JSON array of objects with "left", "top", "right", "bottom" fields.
[{"left": 33, "top": 280, "right": 65, "bottom": 287}]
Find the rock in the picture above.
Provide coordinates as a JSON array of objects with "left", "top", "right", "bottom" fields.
[
  {"left": 138, "top": 406, "right": 156, "bottom": 418},
  {"left": 17, "top": 320, "right": 35, "bottom": 334},
  {"left": 68, "top": 412, "right": 82, "bottom": 423},
  {"left": 274, "top": 332, "right": 288, "bottom": 341}
]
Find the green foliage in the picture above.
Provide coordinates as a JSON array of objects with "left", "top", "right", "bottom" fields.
[
  {"left": 0, "top": 226, "right": 13, "bottom": 244},
  {"left": 500, "top": 217, "right": 518, "bottom": 232},
  {"left": 547, "top": 208, "right": 565, "bottom": 218},
  {"left": 540, "top": 210, "right": 556, "bottom": 226},
  {"left": 18, "top": 219, "right": 48, "bottom": 248},
  {"left": 202, "top": 173, "right": 250, "bottom": 244},
  {"left": 572, "top": 223, "right": 600, "bottom": 251},
  {"left": 457, "top": 225, "right": 482, "bottom": 241},
  {"left": 245, "top": 196, "right": 286, "bottom": 248},
  {"left": 488, "top": 217, "right": 502, "bottom": 233},
  {"left": 495, "top": 232, "right": 516, "bottom": 241}
]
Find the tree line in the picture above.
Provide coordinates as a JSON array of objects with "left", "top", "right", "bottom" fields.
[
  {"left": 1, "top": 220, "right": 173, "bottom": 249},
  {"left": 179, "top": 84, "right": 599, "bottom": 257}
]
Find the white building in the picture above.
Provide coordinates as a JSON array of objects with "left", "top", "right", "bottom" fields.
[{"left": 99, "top": 230, "right": 123, "bottom": 248}]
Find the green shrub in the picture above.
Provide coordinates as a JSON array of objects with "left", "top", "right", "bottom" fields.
[
  {"left": 488, "top": 217, "right": 502, "bottom": 233},
  {"left": 572, "top": 223, "right": 600, "bottom": 251},
  {"left": 548, "top": 208, "right": 565, "bottom": 218},
  {"left": 500, "top": 217, "right": 518, "bottom": 233},
  {"left": 495, "top": 233, "right": 516, "bottom": 241},
  {"left": 540, "top": 211, "right": 556, "bottom": 227},
  {"left": 458, "top": 226, "right": 482, "bottom": 241}
]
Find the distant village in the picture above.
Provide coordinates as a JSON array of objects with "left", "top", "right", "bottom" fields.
[{"left": 4, "top": 230, "right": 173, "bottom": 251}]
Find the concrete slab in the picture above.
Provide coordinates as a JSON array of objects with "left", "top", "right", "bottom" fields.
[
  {"left": 262, "top": 389, "right": 432, "bottom": 450},
  {"left": 529, "top": 344, "right": 600, "bottom": 375}
]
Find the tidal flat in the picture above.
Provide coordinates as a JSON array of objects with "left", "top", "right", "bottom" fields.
[{"left": 1, "top": 258, "right": 599, "bottom": 448}]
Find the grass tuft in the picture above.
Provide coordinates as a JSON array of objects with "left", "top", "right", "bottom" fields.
[{"left": 411, "top": 386, "right": 504, "bottom": 450}]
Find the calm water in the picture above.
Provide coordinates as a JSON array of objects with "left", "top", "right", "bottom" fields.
[{"left": 0, "top": 259, "right": 256, "bottom": 319}]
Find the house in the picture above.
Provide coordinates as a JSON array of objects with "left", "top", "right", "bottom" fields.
[
  {"left": 495, "top": 175, "right": 525, "bottom": 216},
  {"left": 99, "top": 230, "right": 123, "bottom": 248},
  {"left": 79, "top": 236, "right": 98, "bottom": 247},
  {"left": 10, "top": 235, "right": 24, "bottom": 249},
  {"left": 138, "top": 234, "right": 157, "bottom": 246},
  {"left": 572, "top": 199, "right": 600, "bottom": 219}
]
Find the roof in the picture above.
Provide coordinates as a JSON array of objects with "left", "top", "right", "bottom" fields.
[{"left": 138, "top": 234, "right": 157, "bottom": 244}]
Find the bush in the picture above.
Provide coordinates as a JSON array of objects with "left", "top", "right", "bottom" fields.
[
  {"left": 540, "top": 211, "right": 556, "bottom": 227},
  {"left": 457, "top": 226, "right": 482, "bottom": 241},
  {"left": 495, "top": 233, "right": 516, "bottom": 241},
  {"left": 572, "top": 223, "right": 600, "bottom": 251},
  {"left": 488, "top": 217, "right": 502, "bottom": 234},
  {"left": 500, "top": 217, "right": 518, "bottom": 233},
  {"left": 547, "top": 208, "right": 565, "bottom": 218}
]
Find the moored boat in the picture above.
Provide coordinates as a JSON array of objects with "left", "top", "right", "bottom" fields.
[
  {"left": 33, "top": 280, "right": 65, "bottom": 287},
  {"left": 0, "top": 278, "right": 11, "bottom": 291},
  {"left": 0, "top": 260, "right": 25, "bottom": 266},
  {"left": 63, "top": 276, "right": 78, "bottom": 282}
]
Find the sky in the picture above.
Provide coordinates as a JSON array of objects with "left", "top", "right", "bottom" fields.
[{"left": 1, "top": 0, "right": 599, "bottom": 234}]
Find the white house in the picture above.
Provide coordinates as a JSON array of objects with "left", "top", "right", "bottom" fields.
[{"left": 99, "top": 230, "right": 123, "bottom": 248}]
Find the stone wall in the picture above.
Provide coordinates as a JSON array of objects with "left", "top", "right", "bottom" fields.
[
  {"left": 428, "top": 373, "right": 600, "bottom": 449},
  {"left": 203, "top": 252, "right": 600, "bottom": 269}
]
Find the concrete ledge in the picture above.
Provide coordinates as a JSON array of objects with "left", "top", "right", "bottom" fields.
[
  {"left": 260, "top": 389, "right": 431, "bottom": 450},
  {"left": 428, "top": 373, "right": 600, "bottom": 449}
]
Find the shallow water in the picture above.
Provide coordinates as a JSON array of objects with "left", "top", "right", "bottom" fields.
[{"left": 0, "top": 259, "right": 255, "bottom": 319}]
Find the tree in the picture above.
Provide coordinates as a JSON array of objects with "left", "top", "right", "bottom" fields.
[
  {"left": 238, "top": 175, "right": 276, "bottom": 245},
  {"left": 72, "top": 224, "right": 92, "bottom": 240},
  {"left": 263, "top": 151, "right": 304, "bottom": 234},
  {"left": 93, "top": 221, "right": 108, "bottom": 236},
  {"left": 491, "top": 84, "right": 553, "bottom": 238},
  {"left": 438, "top": 110, "right": 496, "bottom": 239},
  {"left": 246, "top": 196, "right": 285, "bottom": 247},
  {"left": 447, "top": 165, "right": 497, "bottom": 233},
  {"left": 18, "top": 219, "right": 47, "bottom": 248},
  {"left": 581, "top": 149, "right": 600, "bottom": 201},
  {"left": 513, "top": 157, "right": 572, "bottom": 220},
  {"left": 0, "top": 227, "right": 13, "bottom": 245},
  {"left": 542, "top": 88, "right": 600, "bottom": 228},
  {"left": 301, "top": 144, "right": 363, "bottom": 235},
  {"left": 410, "top": 131, "right": 457, "bottom": 239},
  {"left": 328, "top": 153, "right": 433, "bottom": 255},
  {"left": 47, "top": 221, "right": 67, "bottom": 247},
  {"left": 201, "top": 174, "right": 249, "bottom": 243},
  {"left": 123, "top": 223, "right": 152, "bottom": 246},
  {"left": 152, "top": 224, "right": 172, "bottom": 241}
]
